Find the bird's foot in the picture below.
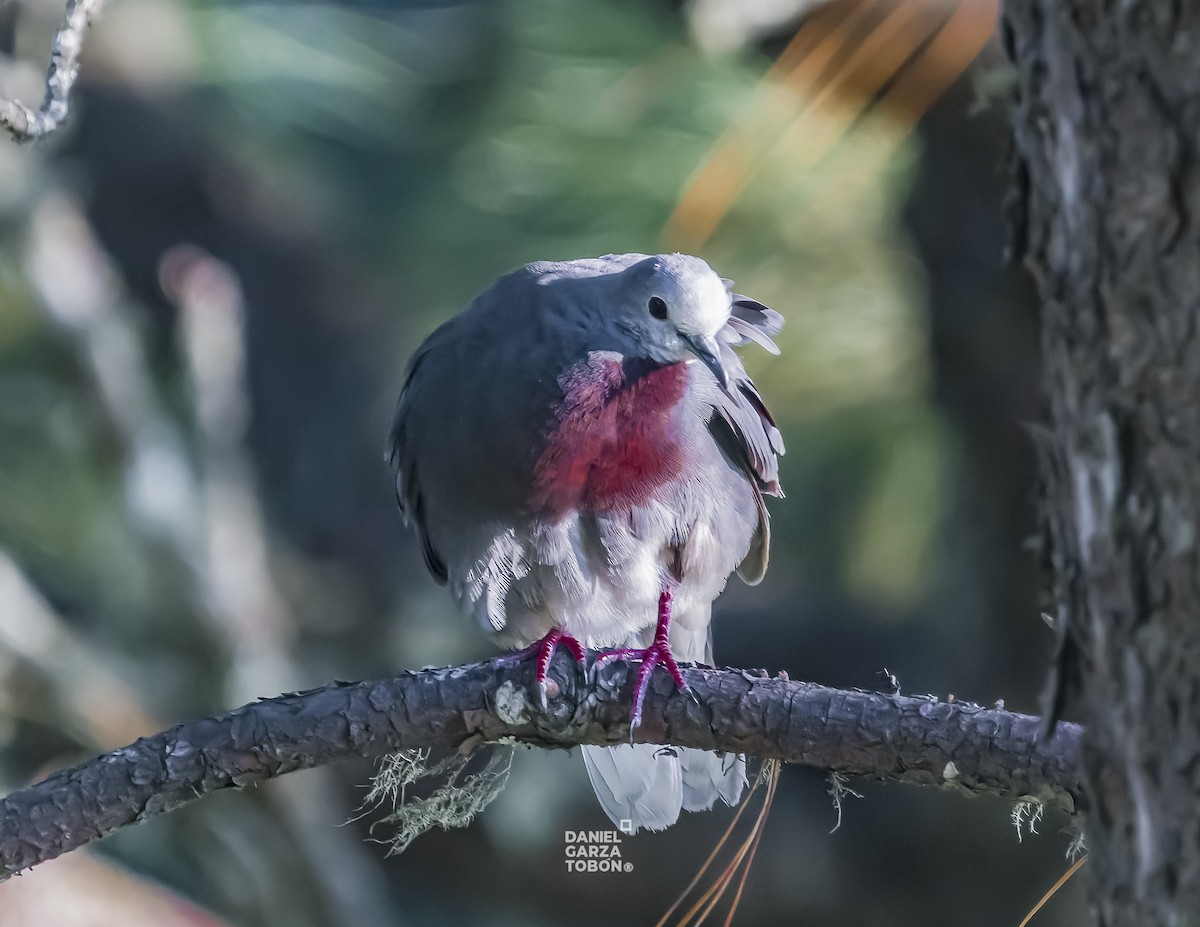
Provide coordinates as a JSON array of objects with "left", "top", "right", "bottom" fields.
[
  {"left": 496, "top": 629, "right": 587, "bottom": 708},
  {"left": 595, "top": 637, "right": 689, "bottom": 733}
]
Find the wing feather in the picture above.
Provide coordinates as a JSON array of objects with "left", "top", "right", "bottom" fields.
[
  {"left": 388, "top": 345, "right": 449, "bottom": 584},
  {"left": 708, "top": 296, "right": 785, "bottom": 585}
]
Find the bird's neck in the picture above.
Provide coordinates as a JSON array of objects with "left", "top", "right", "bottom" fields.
[{"left": 531, "top": 353, "right": 691, "bottom": 520}]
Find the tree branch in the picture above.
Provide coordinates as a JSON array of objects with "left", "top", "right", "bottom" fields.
[
  {"left": 0, "top": 657, "right": 1083, "bottom": 880},
  {"left": 0, "top": 0, "right": 102, "bottom": 143}
]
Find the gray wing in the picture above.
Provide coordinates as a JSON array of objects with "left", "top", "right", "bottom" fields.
[
  {"left": 388, "top": 337, "right": 450, "bottom": 584},
  {"left": 709, "top": 296, "right": 785, "bottom": 585},
  {"left": 386, "top": 264, "right": 585, "bottom": 618}
]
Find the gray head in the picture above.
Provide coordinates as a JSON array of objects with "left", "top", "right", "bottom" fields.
[{"left": 599, "top": 253, "right": 734, "bottom": 386}]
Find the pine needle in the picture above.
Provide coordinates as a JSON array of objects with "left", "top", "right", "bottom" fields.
[
  {"left": 664, "top": 0, "right": 998, "bottom": 247},
  {"left": 1016, "top": 855, "right": 1087, "bottom": 927},
  {"left": 720, "top": 768, "right": 777, "bottom": 927},
  {"left": 653, "top": 761, "right": 767, "bottom": 927},
  {"left": 656, "top": 758, "right": 782, "bottom": 927}
]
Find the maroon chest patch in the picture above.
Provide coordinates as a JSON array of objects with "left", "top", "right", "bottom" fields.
[{"left": 532, "top": 355, "right": 690, "bottom": 520}]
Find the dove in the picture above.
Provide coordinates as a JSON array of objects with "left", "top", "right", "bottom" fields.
[{"left": 388, "top": 252, "right": 784, "bottom": 832}]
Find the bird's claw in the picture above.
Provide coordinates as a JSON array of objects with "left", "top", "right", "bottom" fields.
[
  {"left": 497, "top": 629, "right": 587, "bottom": 708},
  {"left": 595, "top": 637, "right": 689, "bottom": 732}
]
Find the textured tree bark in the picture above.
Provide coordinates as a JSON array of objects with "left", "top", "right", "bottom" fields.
[
  {"left": 1005, "top": 3, "right": 1200, "bottom": 923},
  {"left": 0, "top": 657, "right": 1082, "bottom": 881},
  {"left": 0, "top": 0, "right": 102, "bottom": 142}
]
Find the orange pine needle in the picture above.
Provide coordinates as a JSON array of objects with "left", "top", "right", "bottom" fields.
[
  {"left": 871, "top": 0, "right": 999, "bottom": 129},
  {"left": 672, "top": 802, "right": 757, "bottom": 924},
  {"left": 718, "top": 763, "right": 779, "bottom": 927},
  {"left": 658, "top": 759, "right": 781, "bottom": 927},
  {"left": 653, "top": 762, "right": 767, "bottom": 927},
  {"left": 664, "top": 0, "right": 999, "bottom": 248},
  {"left": 1017, "top": 855, "right": 1087, "bottom": 927},
  {"left": 665, "top": 0, "right": 881, "bottom": 245},
  {"left": 695, "top": 762, "right": 777, "bottom": 925}
]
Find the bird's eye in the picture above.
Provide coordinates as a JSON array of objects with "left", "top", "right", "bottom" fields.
[{"left": 648, "top": 296, "right": 668, "bottom": 320}]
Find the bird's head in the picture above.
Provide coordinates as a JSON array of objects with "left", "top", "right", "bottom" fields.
[{"left": 612, "top": 253, "right": 733, "bottom": 387}]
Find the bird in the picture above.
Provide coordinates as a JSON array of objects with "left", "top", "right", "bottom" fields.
[{"left": 388, "top": 252, "right": 784, "bottom": 832}]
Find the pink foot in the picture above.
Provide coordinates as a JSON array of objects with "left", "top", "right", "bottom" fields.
[
  {"left": 497, "top": 629, "right": 587, "bottom": 703},
  {"left": 596, "top": 589, "right": 690, "bottom": 731}
]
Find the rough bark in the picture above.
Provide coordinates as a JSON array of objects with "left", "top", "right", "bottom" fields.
[
  {"left": 1005, "top": 3, "right": 1200, "bottom": 924},
  {"left": 0, "top": 0, "right": 101, "bottom": 142},
  {"left": 0, "top": 657, "right": 1082, "bottom": 881}
]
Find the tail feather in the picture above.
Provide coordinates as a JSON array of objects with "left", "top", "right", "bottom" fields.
[
  {"left": 582, "top": 743, "right": 745, "bottom": 833},
  {"left": 583, "top": 744, "right": 682, "bottom": 832},
  {"left": 681, "top": 751, "right": 746, "bottom": 812}
]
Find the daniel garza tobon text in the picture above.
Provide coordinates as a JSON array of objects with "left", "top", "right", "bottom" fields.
[{"left": 563, "top": 830, "right": 635, "bottom": 873}]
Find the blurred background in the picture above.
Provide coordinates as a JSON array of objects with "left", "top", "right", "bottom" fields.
[{"left": 0, "top": 0, "right": 1085, "bottom": 924}]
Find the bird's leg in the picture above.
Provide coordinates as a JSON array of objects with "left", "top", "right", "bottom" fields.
[
  {"left": 595, "top": 587, "right": 689, "bottom": 730},
  {"left": 496, "top": 629, "right": 587, "bottom": 706}
]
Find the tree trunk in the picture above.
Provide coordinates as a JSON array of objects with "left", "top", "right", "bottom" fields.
[{"left": 1005, "top": 3, "right": 1200, "bottom": 923}]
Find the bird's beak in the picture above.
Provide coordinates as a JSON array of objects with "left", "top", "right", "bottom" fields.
[{"left": 681, "top": 332, "right": 729, "bottom": 389}]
